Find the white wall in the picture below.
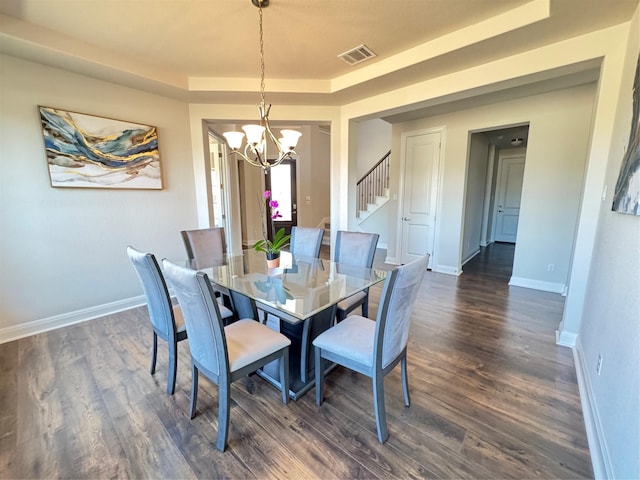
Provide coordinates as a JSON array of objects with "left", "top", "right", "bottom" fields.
[
  {"left": 576, "top": 5, "right": 640, "bottom": 479},
  {"left": 389, "top": 83, "right": 596, "bottom": 288},
  {"left": 350, "top": 118, "right": 392, "bottom": 244},
  {"left": 0, "top": 54, "right": 197, "bottom": 340},
  {"left": 298, "top": 125, "right": 330, "bottom": 228},
  {"left": 356, "top": 118, "right": 391, "bottom": 178}
]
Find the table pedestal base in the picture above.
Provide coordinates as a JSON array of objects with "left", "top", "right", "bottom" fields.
[{"left": 255, "top": 303, "right": 337, "bottom": 400}]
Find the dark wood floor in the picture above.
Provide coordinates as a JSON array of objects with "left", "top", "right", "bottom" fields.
[{"left": 1, "top": 243, "right": 592, "bottom": 479}]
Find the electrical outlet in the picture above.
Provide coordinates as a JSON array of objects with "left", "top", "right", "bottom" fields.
[
  {"left": 596, "top": 354, "right": 603, "bottom": 375},
  {"left": 547, "top": 263, "right": 555, "bottom": 272}
]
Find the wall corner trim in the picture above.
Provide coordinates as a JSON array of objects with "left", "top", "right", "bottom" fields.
[{"left": 556, "top": 329, "right": 578, "bottom": 347}]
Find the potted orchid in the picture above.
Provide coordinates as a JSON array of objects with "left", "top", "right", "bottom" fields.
[{"left": 253, "top": 190, "right": 291, "bottom": 266}]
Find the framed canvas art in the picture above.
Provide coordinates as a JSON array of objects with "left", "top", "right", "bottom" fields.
[
  {"left": 612, "top": 54, "right": 640, "bottom": 215},
  {"left": 39, "top": 106, "right": 162, "bottom": 189}
]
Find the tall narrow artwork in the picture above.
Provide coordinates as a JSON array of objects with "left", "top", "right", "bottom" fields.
[
  {"left": 39, "top": 106, "right": 162, "bottom": 189},
  {"left": 612, "top": 54, "right": 640, "bottom": 215}
]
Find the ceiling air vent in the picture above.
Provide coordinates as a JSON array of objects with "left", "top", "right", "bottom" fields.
[{"left": 338, "top": 44, "right": 376, "bottom": 66}]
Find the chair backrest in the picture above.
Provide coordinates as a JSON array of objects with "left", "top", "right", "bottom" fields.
[
  {"left": 181, "top": 227, "right": 226, "bottom": 269},
  {"left": 374, "top": 254, "right": 429, "bottom": 369},
  {"left": 290, "top": 226, "right": 324, "bottom": 258},
  {"left": 333, "top": 231, "right": 379, "bottom": 268},
  {"left": 162, "top": 259, "right": 228, "bottom": 378},
  {"left": 126, "top": 246, "right": 176, "bottom": 338}
]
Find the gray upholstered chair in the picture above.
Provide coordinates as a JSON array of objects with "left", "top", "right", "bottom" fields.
[
  {"left": 126, "top": 246, "right": 188, "bottom": 395},
  {"left": 333, "top": 231, "right": 380, "bottom": 322},
  {"left": 290, "top": 226, "right": 324, "bottom": 258},
  {"left": 162, "top": 259, "right": 291, "bottom": 452},
  {"left": 181, "top": 227, "right": 226, "bottom": 269},
  {"left": 181, "top": 227, "right": 235, "bottom": 319},
  {"left": 313, "top": 254, "right": 429, "bottom": 443}
]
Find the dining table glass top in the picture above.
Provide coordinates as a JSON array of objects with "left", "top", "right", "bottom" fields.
[{"left": 200, "top": 249, "right": 387, "bottom": 322}]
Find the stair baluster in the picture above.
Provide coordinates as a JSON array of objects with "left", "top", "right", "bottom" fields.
[{"left": 356, "top": 150, "right": 390, "bottom": 218}]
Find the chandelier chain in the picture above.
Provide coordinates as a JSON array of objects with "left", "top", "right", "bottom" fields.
[{"left": 259, "top": 4, "right": 265, "bottom": 106}]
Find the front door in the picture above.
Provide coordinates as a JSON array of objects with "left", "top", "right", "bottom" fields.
[
  {"left": 399, "top": 130, "right": 441, "bottom": 266},
  {"left": 265, "top": 159, "right": 297, "bottom": 238},
  {"left": 493, "top": 154, "right": 525, "bottom": 243}
]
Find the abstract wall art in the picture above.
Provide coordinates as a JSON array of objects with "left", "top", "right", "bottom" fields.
[
  {"left": 39, "top": 106, "right": 162, "bottom": 189},
  {"left": 612, "top": 53, "right": 640, "bottom": 215}
]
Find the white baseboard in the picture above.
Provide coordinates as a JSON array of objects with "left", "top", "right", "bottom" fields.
[
  {"left": 0, "top": 295, "right": 146, "bottom": 344},
  {"left": 509, "top": 276, "right": 565, "bottom": 293},
  {"left": 434, "top": 264, "right": 461, "bottom": 275},
  {"left": 384, "top": 257, "right": 459, "bottom": 275},
  {"left": 573, "top": 337, "right": 613, "bottom": 479},
  {"left": 462, "top": 248, "right": 481, "bottom": 266}
]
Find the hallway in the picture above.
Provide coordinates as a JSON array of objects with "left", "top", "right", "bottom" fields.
[{"left": 462, "top": 242, "right": 515, "bottom": 282}]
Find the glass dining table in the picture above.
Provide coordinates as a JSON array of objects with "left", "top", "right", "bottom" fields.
[{"left": 200, "top": 249, "right": 387, "bottom": 400}]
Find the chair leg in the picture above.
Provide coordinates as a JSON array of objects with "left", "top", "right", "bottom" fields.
[
  {"left": 401, "top": 354, "right": 411, "bottom": 406},
  {"left": 216, "top": 382, "right": 231, "bottom": 452},
  {"left": 362, "top": 294, "right": 369, "bottom": 318},
  {"left": 150, "top": 332, "right": 158, "bottom": 375},
  {"left": 167, "top": 338, "right": 178, "bottom": 395},
  {"left": 280, "top": 348, "right": 290, "bottom": 404},
  {"left": 373, "top": 374, "right": 389, "bottom": 443},
  {"left": 315, "top": 347, "right": 324, "bottom": 406},
  {"left": 189, "top": 363, "right": 199, "bottom": 419}
]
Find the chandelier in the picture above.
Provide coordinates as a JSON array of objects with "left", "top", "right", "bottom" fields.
[{"left": 223, "top": 0, "right": 301, "bottom": 172}]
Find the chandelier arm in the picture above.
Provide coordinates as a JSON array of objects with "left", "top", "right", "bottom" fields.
[
  {"left": 245, "top": 143, "right": 267, "bottom": 168},
  {"left": 230, "top": 147, "right": 264, "bottom": 169},
  {"left": 263, "top": 121, "right": 287, "bottom": 157},
  {"left": 270, "top": 155, "right": 284, "bottom": 169},
  {"left": 273, "top": 151, "right": 294, "bottom": 169}
]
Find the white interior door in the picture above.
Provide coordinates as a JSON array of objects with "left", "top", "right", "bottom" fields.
[
  {"left": 493, "top": 154, "right": 525, "bottom": 243},
  {"left": 400, "top": 131, "right": 441, "bottom": 266}
]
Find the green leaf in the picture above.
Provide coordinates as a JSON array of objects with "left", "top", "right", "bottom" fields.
[
  {"left": 270, "top": 227, "right": 291, "bottom": 252},
  {"left": 252, "top": 239, "right": 268, "bottom": 253}
]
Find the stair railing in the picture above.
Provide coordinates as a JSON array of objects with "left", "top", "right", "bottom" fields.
[{"left": 356, "top": 150, "right": 390, "bottom": 218}]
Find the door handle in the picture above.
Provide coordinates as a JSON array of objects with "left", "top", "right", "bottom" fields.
[
  {"left": 403, "top": 217, "right": 411, "bottom": 221},
  {"left": 498, "top": 210, "right": 504, "bottom": 213}
]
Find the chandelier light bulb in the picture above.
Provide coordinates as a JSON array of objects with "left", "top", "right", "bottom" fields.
[
  {"left": 280, "top": 130, "right": 302, "bottom": 150},
  {"left": 242, "top": 124, "right": 266, "bottom": 145},
  {"left": 222, "top": 131, "right": 245, "bottom": 150}
]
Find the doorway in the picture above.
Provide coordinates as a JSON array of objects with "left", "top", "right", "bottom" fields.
[
  {"left": 462, "top": 124, "right": 529, "bottom": 277},
  {"left": 204, "top": 130, "right": 241, "bottom": 252},
  {"left": 208, "top": 133, "right": 227, "bottom": 229},
  {"left": 265, "top": 159, "right": 297, "bottom": 237}
]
